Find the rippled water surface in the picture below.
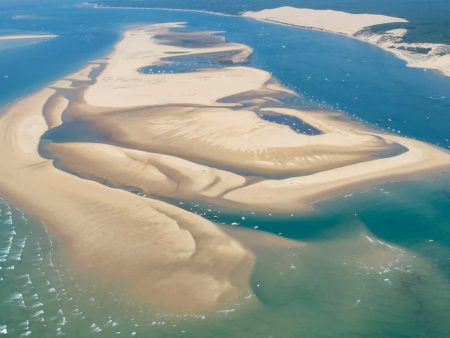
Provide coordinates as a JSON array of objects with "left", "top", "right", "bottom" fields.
[
  {"left": 1, "top": 174, "right": 450, "bottom": 337},
  {"left": 0, "top": 1, "right": 449, "bottom": 337}
]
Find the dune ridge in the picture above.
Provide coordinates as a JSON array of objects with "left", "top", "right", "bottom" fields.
[{"left": 243, "top": 7, "right": 450, "bottom": 77}]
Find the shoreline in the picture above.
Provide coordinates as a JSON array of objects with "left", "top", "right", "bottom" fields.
[
  {"left": 43, "top": 23, "right": 450, "bottom": 213},
  {"left": 86, "top": 4, "right": 450, "bottom": 77},
  {"left": 243, "top": 7, "right": 450, "bottom": 78},
  {"left": 1, "top": 22, "right": 450, "bottom": 313},
  {"left": 0, "top": 31, "right": 256, "bottom": 312}
]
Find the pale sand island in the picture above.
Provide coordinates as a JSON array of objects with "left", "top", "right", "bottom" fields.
[
  {"left": 0, "top": 34, "right": 57, "bottom": 41},
  {"left": 0, "top": 23, "right": 449, "bottom": 312},
  {"left": 243, "top": 7, "right": 450, "bottom": 77}
]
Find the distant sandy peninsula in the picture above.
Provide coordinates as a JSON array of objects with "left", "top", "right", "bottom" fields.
[
  {"left": 243, "top": 7, "right": 450, "bottom": 77},
  {"left": 0, "top": 23, "right": 449, "bottom": 313},
  {"left": 0, "top": 34, "right": 57, "bottom": 41}
]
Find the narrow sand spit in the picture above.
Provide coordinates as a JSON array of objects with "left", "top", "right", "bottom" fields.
[
  {"left": 0, "top": 23, "right": 449, "bottom": 312},
  {"left": 243, "top": 7, "right": 450, "bottom": 77},
  {"left": 0, "top": 34, "right": 57, "bottom": 40}
]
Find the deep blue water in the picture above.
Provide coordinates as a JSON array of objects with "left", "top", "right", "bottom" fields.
[
  {"left": 1, "top": 1, "right": 449, "bottom": 147},
  {"left": 257, "top": 111, "right": 321, "bottom": 135},
  {"left": 94, "top": 0, "right": 450, "bottom": 44},
  {"left": 139, "top": 51, "right": 243, "bottom": 74}
]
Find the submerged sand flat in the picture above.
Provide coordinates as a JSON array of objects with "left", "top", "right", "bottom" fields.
[
  {"left": 243, "top": 7, "right": 450, "bottom": 77},
  {"left": 0, "top": 87, "right": 254, "bottom": 312},
  {"left": 0, "top": 23, "right": 449, "bottom": 312}
]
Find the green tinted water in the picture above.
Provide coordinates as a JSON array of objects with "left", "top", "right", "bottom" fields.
[
  {"left": 1, "top": 1, "right": 450, "bottom": 336},
  {"left": 1, "top": 173, "right": 449, "bottom": 337}
]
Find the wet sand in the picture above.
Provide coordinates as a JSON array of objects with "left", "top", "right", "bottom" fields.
[
  {"left": 45, "top": 22, "right": 450, "bottom": 211},
  {"left": 0, "top": 22, "right": 450, "bottom": 313},
  {"left": 0, "top": 66, "right": 254, "bottom": 313}
]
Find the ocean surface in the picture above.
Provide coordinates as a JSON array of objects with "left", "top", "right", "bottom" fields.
[
  {"left": 94, "top": 0, "right": 450, "bottom": 44},
  {"left": 0, "top": 0, "right": 449, "bottom": 337}
]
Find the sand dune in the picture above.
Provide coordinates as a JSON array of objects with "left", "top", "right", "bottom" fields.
[
  {"left": 243, "top": 7, "right": 450, "bottom": 77},
  {"left": 243, "top": 7, "right": 406, "bottom": 36}
]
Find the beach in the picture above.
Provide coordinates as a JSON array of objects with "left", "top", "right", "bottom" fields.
[
  {"left": 243, "top": 7, "right": 450, "bottom": 77},
  {"left": 1, "top": 21, "right": 450, "bottom": 314},
  {"left": 48, "top": 25, "right": 450, "bottom": 211},
  {"left": 0, "top": 25, "right": 256, "bottom": 311}
]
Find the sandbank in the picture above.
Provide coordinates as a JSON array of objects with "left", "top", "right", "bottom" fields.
[
  {"left": 1, "top": 22, "right": 450, "bottom": 314},
  {"left": 0, "top": 34, "right": 57, "bottom": 41},
  {"left": 46, "top": 24, "right": 450, "bottom": 213},
  {"left": 0, "top": 57, "right": 254, "bottom": 312}
]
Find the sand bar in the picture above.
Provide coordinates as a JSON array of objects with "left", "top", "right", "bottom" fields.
[
  {"left": 0, "top": 34, "right": 57, "bottom": 41},
  {"left": 1, "top": 22, "right": 450, "bottom": 313},
  {"left": 0, "top": 31, "right": 255, "bottom": 311},
  {"left": 47, "top": 24, "right": 450, "bottom": 212}
]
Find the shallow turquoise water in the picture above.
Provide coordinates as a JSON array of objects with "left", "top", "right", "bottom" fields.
[
  {"left": 0, "top": 1, "right": 449, "bottom": 337},
  {"left": 2, "top": 176, "right": 450, "bottom": 337}
]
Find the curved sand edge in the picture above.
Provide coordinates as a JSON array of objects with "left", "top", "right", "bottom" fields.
[
  {"left": 45, "top": 23, "right": 450, "bottom": 215},
  {"left": 243, "top": 7, "right": 450, "bottom": 77},
  {"left": 0, "top": 78, "right": 254, "bottom": 313},
  {"left": 1, "top": 22, "right": 450, "bottom": 314}
]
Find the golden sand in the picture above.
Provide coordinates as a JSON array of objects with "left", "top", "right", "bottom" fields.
[
  {"left": 0, "top": 49, "right": 254, "bottom": 313},
  {"left": 243, "top": 7, "right": 450, "bottom": 77},
  {"left": 0, "top": 23, "right": 449, "bottom": 312}
]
